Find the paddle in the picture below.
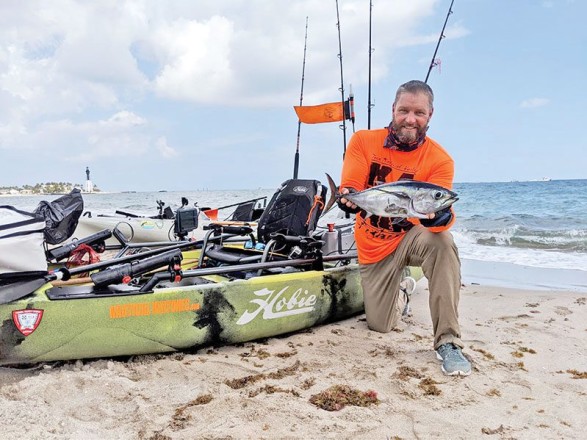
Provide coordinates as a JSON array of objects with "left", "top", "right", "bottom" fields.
[{"left": 0, "top": 278, "right": 50, "bottom": 305}]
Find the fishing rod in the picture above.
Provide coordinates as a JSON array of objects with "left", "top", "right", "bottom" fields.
[
  {"left": 293, "top": 17, "right": 309, "bottom": 180},
  {"left": 367, "top": 0, "right": 373, "bottom": 129},
  {"left": 207, "top": 196, "right": 267, "bottom": 212},
  {"left": 140, "top": 251, "right": 358, "bottom": 293},
  {"left": 335, "top": 0, "right": 347, "bottom": 157},
  {"left": 347, "top": 84, "right": 355, "bottom": 133},
  {"left": 425, "top": 0, "right": 455, "bottom": 84}
]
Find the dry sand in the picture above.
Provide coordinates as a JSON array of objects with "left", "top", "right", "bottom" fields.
[{"left": 1, "top": 281, "right": 586, "bottom": 440}]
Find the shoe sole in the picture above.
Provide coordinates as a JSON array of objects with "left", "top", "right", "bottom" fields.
[{"left": 436, "top": 352, "right": 472, "bottom": 377}]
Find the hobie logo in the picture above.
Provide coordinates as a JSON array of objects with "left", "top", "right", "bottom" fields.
[
  {"left": 12, "top": 309, "right": 44, "bottom": 336},
  {"left": 293, "top": 186, "right": 308, "bottom": 193},
  {"left": 236, "top": 286, "right": 317, "bottom": 325}
]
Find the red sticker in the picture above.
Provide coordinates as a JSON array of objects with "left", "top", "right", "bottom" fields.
[{"left": 12, "top": 309, "right": 44, "bottom": 336}]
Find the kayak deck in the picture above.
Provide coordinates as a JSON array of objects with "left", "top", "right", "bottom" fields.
[{"left": 0, "top": 258, "right": 367, "bottom": 366}]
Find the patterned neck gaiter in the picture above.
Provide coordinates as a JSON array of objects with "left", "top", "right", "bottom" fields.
[{"left": 383, "top": 122, "right": 427, "bottom": 152}]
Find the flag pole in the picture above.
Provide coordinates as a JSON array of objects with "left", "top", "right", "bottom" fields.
[
  {"left": 293, "top": 17, "right": 309, "bottom": 179},
  {"left": 335, "top": 0, "right": 347, "bottom": 158}
]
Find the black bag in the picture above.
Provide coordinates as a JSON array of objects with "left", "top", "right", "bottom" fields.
[
  {"left": 257, "top": 179, "right": 327, "bottom": 244},
  {"left": 35, "top": 189, "right": 84, "bottom": 245}
]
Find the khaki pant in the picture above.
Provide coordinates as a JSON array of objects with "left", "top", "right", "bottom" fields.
[{"left": 359, "top": 225, "right": 463, "bottom": 349}]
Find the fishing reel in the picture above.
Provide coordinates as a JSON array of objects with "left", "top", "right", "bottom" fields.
[
  {"left": 90, "top": 249, "right": 183, "bottom": 288},
  {"left": 269, "top": 233, "right": 323, "bottom": 260}
]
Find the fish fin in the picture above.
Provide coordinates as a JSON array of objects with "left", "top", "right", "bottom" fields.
[
  {"left": 390, "top": 217, "right": 408, "bottom": 225},
  {"left": 323, "top": 173, "right": 340, "bottom": 215}
]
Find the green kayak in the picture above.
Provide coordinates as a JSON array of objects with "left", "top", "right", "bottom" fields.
[
  {"left": 0, "top": 177, "right": 425, "bottom": 366},
  {"left": 0, "top": 245, "right": 422, "bottom": 366}
]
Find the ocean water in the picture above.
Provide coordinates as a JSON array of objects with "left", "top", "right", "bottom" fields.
[
  {"left": 451, "top": 179, "right": 587, "bottom": 271},
  {"left": 2, "top": 179, "right": 586, "bottom": 288}
]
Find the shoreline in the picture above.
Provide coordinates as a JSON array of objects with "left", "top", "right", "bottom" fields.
[
  {"left": 461, "top": 258, "right": 587, "bottom": 293},
  {"left": 0, "top": 191, "right": 114, "bottom": 197}
]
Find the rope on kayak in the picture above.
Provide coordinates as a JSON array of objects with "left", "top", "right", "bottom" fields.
[
  {"left": 66, "top": 244, "right": 101, "bottom": 277},
  {"left": 306, "top": 195, "right": 324, "bottom": 226}
]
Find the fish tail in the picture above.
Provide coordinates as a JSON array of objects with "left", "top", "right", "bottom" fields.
[{"left": 323, "top": 173, "right": 340, "bottom": 214}]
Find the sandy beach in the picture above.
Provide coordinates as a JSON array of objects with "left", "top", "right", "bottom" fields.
[{"left": 1, "top": 278, "right": 585, "bottom": 440}]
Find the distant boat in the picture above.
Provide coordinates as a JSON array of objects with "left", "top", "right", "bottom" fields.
[{"left": 524, "top": 177, "right": 552, "bottom": 182}]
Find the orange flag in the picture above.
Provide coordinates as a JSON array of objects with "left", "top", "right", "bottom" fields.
[
  {"left": 203, "top": 209, "right": 218, "bottom": 221},
  {"left": 294, "top": 102, "right": 344, "bottom": 124}
]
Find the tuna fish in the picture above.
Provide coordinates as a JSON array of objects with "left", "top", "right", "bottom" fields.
[{"left": 325, "top": 173, "right": 458, "bottom": 219}]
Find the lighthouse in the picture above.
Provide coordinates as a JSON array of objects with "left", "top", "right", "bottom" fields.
[{"left": 84, "top": 166, "right": 94, "bottom": 193}]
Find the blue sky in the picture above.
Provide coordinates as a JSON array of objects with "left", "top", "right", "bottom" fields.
[{"left": 0, "top": 0, "right": 584, "bottom": 191}]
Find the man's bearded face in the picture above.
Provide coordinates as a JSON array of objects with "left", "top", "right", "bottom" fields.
[{"left": 391, "top": 92, "right": 433, "bottom": 144}]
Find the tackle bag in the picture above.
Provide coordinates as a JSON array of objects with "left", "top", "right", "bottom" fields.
[
  {"left": 34, "top": 188, "right": 84, "bottom": 245},
  {"left": 0, "top": 205, "right": 48, "bottom": 281},
  {"left": 257, "top": 179, "right": 327, "bottom": 244}
]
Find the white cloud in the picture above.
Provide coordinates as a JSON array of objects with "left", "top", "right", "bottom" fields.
[
  {"left": 0, "top": 0, "right": 463, "bottom": 165},
  {"left": 155, "top": 136, "right": 178, "bottom": 158},
  {"left": 520, "top": 98, "right": 550, "bottom": 108},
  {"left": 1, "top": 111, "right": 152, "bottom": 162},
  {"left": 0, "top": 0, "right": 453, "bottom": 112},
  {"left": 152, "top": 16, "right": 235, "bottom": 103},
  {"left": 106, "top": 111, "right": 146, "bottom": 127}
]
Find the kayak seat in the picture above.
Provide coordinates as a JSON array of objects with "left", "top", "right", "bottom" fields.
[
  {"left": 200, "top": 179, "right": 328, "bottom": 271},
  {"left": 228, "top": 199, "right": 266, "bottom": 222},
  {"left": 229, "top": 201, "right": 256, "bottom": 222},
  {"left": 256, "top": 179, "right": 327, "bottom": 245}
]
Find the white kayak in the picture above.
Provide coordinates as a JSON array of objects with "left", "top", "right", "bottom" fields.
[
  {"left": 73, "top": 212, "right": 212, "bottom": 245},
  {"left": 71, "top": 196, "right": 267, "bottom": 245}
]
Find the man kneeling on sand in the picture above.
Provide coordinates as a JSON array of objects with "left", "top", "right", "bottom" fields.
[{"left": 337, "top": 79, "right": 471, "bottom": 376}]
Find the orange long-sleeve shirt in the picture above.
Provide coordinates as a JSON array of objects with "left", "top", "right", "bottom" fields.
[{"left": 341, "top": 128, "right": 456, "bottom": 264}]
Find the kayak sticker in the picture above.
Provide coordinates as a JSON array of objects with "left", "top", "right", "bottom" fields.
[
  {"left": 12, "top": 309, "right": 44, "bottom": 336},
  {"left": 236, "top": 286, "right": 317, "bottom": 325},
  {"left": 109, "top": 298, "right": 200, "bottom": 319},
  {"left": 139, "top": 220, "right": 165, "bottom": 230},
  {"left": 139, "top": 220, "right": 156, "bottom": 230}
]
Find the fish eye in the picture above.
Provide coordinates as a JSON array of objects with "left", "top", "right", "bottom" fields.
[{"left": 434, "top": 191, "right": 443, "bottom": 200}]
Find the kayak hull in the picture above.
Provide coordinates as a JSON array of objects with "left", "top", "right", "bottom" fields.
[{"left": 0, "top": 263, "right": 423, "bottom": 366}]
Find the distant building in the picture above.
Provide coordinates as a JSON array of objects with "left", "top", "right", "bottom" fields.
[{"left": 84, "top": 166, "right": 94, "bottom": 193}]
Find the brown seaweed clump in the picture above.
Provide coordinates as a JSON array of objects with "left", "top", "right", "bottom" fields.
[
  {"left": 170, "top": 394, "right": 214, "bottom": 430},
  {"left": 309, "top": 384, "right": 380, "bottom": 411},
  {"left": 566, "top": 369, "right": 587, "bottom": 379},
  {"left": 418, "top": 378, "right": 442, "bottom": 396},
  {"left": 224, "top": 373, "right": 265, "bottom": 389}
]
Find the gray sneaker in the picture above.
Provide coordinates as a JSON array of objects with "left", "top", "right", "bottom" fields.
[{"left": 436, "top": 343, "right": 471, "bottom": 376}]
